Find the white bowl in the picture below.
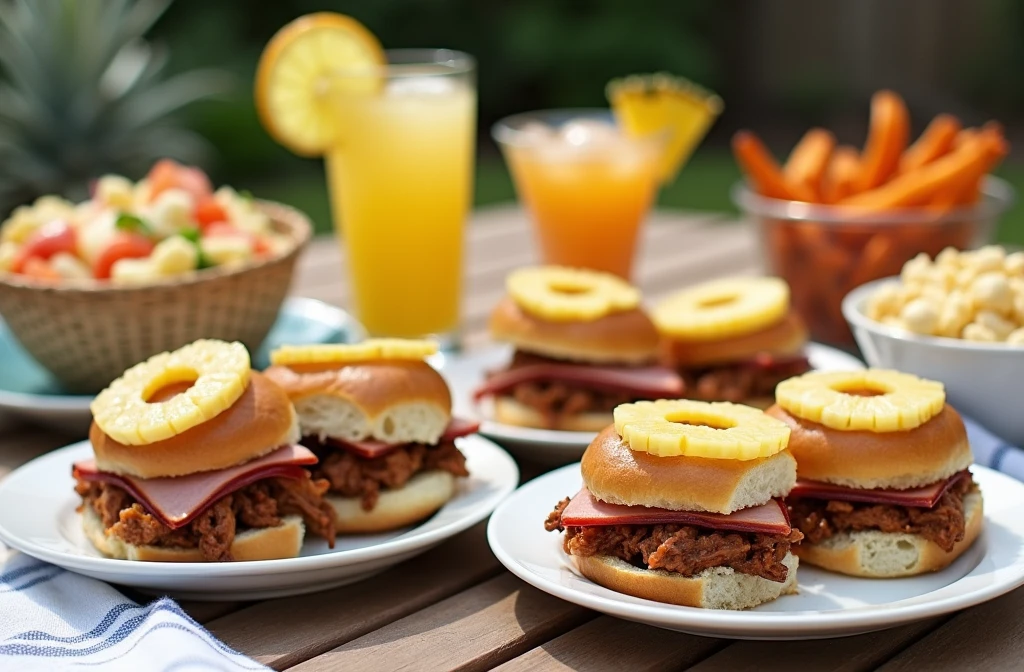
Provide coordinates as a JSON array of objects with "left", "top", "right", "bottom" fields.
[{"left": 843, "top": 277, "right": 1024, "bottom": 446}]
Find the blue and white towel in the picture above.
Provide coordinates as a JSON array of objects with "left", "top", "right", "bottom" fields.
[
  {"left": 966, "top": 416, "right": 1024, "bottom": 482},
  {"left": 0, "top": 547, "right": 264, "bottom": 672}
]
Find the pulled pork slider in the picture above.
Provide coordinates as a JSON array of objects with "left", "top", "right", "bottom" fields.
[
  {"left": 476, "top": 266, "right": 684, "bottom": 431},
  {"left": 546, "top": 399, "right": 803, "bottom": 610},
  {"left": 654, "top": 277, "right": 811, "bottom": 407},
  {"left": 264, "top": 339, "right": 474, "bottom": 534},
  {"left": 769, "top": 369, "right": 982, "bottom": 578},
  {"left": 77, "top": 340, "right": 336, "bottom": 562}
]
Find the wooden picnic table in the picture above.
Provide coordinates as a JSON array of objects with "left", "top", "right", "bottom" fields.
[{"left": 1, "top": 205, "right": 1021, "bottom": 671}]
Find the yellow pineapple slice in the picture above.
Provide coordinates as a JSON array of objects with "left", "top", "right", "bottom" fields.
[
  {"left": 653, "top": 277, "right": 790, "bottom": 341},
  {"left": 91, "top": 340, "right": 251, "bottom": 445},
  {"left": 775, "top": 369, "right": 945, "bottom": 432},
  {"left": 607, "top": 73, "right": 723, "bottom": 183},
  {"left": 506, "top": 266, "right": 640, "bottom": 322},
  {"left": 613, "top": 399, "right": 790, "bottom": 460},
  {"left": 270, "top": 338, "right": 439, "bottom": 366}
]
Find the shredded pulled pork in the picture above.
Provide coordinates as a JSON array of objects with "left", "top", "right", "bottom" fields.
[
  {"left": 75, "top": 476, "right": 337, "bottom": 562},
  {"left": 545, "top": 497, "right": 802, "bottom": 583},
  {"left": 311, "top": 440, "right": 469, "bottom": 511},
  {"left": 788, "top": 476, "right": 976, "bottom": 552},
  {"left": 678, "top": 356, "right": 811, "bottom": 403}
]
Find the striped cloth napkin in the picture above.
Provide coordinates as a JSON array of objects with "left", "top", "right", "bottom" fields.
[
  {"left": 0, "top": 547, "right": 264, "bottom": 672},
  {"left": 965, "top": 416, "right": 1024, "bottom": 482}
]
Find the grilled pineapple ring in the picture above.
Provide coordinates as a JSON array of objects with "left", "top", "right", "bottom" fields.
[
  {"left": 653, "top": 277, "right": 789, "bottom": 340},
  {"left": 270, "top": 339, "right": 438, "bottom": 366},
  {"left": 613, "top": 399, "right": 791, "bottom": 460},
  {"left": 507, "top": 266, "right": 640, "bottom": 322},
  {"left": 91, "top": 340, "right": 251, "bottom": 445},
  {"left": 776, "top": 369, "right": 945, "bottom": 432}
]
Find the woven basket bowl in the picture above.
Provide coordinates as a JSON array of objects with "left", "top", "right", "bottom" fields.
[{"left": 0, "top": 201, "right": 312, "bottom": 393}]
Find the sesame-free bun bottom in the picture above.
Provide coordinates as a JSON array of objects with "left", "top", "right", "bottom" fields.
[
  {"left": 574, "top": 551, "right": 798, "bottom": 610},
  {"left": 82, "top": 506, "right": 304, "bottom": 562},
  {"left": 766, "top": 404, "right": 973, "bottom": 490},
  {"left": 794, "top": 491, "right": 983, "bottom": 577},
  {"left": 492, "top": 396, "right": 612, "bottom": 432},
  {"left": 328, "top": 470, "right": 456, "bottom": 534}
]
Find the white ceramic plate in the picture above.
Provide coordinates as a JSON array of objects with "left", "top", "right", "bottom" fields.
[
  {"left": 443, "top": 343, "right": 865, "bottom": 463},
  {"left": 0, "top": 297, "right": 364, "bottom": 435},
  {"left": 487, "top": 463, "right": 1024, "bottom": 640},
  {"left": 0, "top": 435, "right": 518, "bottom": 601}
]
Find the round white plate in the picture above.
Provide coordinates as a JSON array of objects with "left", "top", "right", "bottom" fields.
[
  {"left": 0, "top": 297, "right": 364, "bottom": 436},
  {"left": 0, "top": 435, "right": 518, "bottom": 601},
  {"left": 443, "top": 343, "right": 865, "bottom": 463},
  {"left": 487, "top": 463, "right": 1024, "bottom": 640}
]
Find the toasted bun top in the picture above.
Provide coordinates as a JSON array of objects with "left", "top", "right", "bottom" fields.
[
  {"left": 263, "top": 360, "right": 452, "bottom": 444},
  {"left": 489, "top": 296, "right": 659, "bottom": 365},
  {"left": 91, "top": 371, "right": 300, "bottom": 479},
  {"left": 765, "top": 404, "right": 973, "bottom": 489},
  {"left": 581, "top": 426, "right": 797, "bottom": 514},
  {"left": 660, "top": 310, "right": 808, "bottom": 368}
]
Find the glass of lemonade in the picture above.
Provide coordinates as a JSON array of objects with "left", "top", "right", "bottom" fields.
[
  {"left": 493, "top": 110, "right": 664, "bottom": 279},
  {"left": 325, "top": 50, "right": 476, "bottom": 342}
]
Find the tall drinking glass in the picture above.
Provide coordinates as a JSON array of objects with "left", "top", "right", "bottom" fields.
[
  {"left": 493, "top": 110, "right": 664, "bottom": 279},
  {"left": 325, "top": 50, "right": 476, "bottom": 343}
]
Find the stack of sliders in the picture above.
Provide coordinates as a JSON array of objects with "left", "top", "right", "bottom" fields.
[
  {"left": 264, "top": 339, "right": 476, "bottom": 533},
  {"left": 476, "top": 266, "right": 684, "bottom": 430},
  {"left": 653, "top": 277, "right": 811, "bottom": 407},
  {"left": 769, "top": 369, "right": 982, "bottom": 577},
  {"left": 546, "top": 399, "right": 803, "bottom": 609},
  {"left": 76, "top": 340, "right": 336, "bottom": 562}
]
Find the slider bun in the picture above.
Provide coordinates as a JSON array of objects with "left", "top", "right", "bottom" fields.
[
  {"left": 492, "top": 397, "right": 611, "bottom": 432},
  {"left": 264, "top": 361, "right": 451, "bottom": 445},
  {"left": 82, "top": 507, "right": 304, "bottom": 562},
  {"left": 328, "top": 471, "right": 455, "bottom": 533},
  {"left": 660, "top": 310, "right": 808, "bottom": 368},
  {"left": 766, "top": 404, "right": 973, "bottom": 490},
  {"left": 582, "top": 426, "right": 797, "bottom": 514},
  {"left": 489, "top": 296, "right": 659, "bottom": 365},
  {"left": 91, "top": 371, "right": 300, "bottom": 479},
  {"left": 574, "top": 552, "right": 798, "bottom": 610},
  {"left": 795, "top": 491, "right": 983, "bottom": 577}
]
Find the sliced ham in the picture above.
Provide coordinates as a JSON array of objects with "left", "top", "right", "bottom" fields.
[
  {"left": 560, "top": 488, "right": 792, "bottom": 535},
  {"left": 474, "top": 363, "right": 684, "bottom": 400},
  {"left": 73, "top": 444, "right": 317, "bottom": 530},
  {"left": 788, "top": 470, "right": 971, "bottom": 509},
  {"left": 316, "top": 417, "right": 480, "bottom": 460}
]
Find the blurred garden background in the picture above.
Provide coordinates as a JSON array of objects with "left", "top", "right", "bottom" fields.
[{"left": 3, "top": 0, "right": 1023, "bottom": 243}]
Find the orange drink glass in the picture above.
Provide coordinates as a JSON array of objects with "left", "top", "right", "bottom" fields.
[
  {"left": 325, "top": 50, "right": 476, "bottom": 342},
  {"left": 493, "top": 110, "right": 664, "bottom": 279}
]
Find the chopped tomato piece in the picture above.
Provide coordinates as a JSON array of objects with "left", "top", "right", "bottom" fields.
[
  {"left": 194, "top": 198, "right": 228, "bottom": 228},
  {"left": 253, "top": 235, "right": 273, "bottom": 257},
  {"left": 12, "top": 220, "right": 76, "bottom": 273},
  {"left": 203, "top": 222, "right": 243, "bottom": 237},
  {"left": 147, "top": 159, "right": 213, "bottom": 203},
  {"left": 94, "top": 233, "right": 155, "bottom": 279},
  {"left": 21, "top": 257, "right": 62, "bottom": 282}
]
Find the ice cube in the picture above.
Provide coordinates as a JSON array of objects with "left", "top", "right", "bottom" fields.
[{"left": 558, "top": 119, "right": 618, "bottom": 147}]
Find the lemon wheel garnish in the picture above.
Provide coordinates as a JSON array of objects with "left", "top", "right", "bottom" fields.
[
  {"left": 255, "top": 12, "right": 385, "bottom": 156},
  {"left": 613, "top": 399, "right": 790, "bottom": 460},
  {"left": 775, "top": 369, "right": 946, "bottom": 432},
  {"left": 507, "top": 266, "right": 640, "bottom": 322},
  {"left": 653, "top": 277, "right": 789, "bottom": 341},
  {"left": 270, "top": 339, "right": 438, "bottom": 366},
  {"left": 91, "top": 340, "right": 251, "bottom": 446}
]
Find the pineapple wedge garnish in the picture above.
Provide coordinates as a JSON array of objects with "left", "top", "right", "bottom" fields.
[
  {"left": 653, "top": 277, "right": 790, "bottom": 341},
  {"left": 91, "top": 340, "right": 251, "bottom": 445},
  {"left": 607, "top": 73, "right": 723, "bottom": 183},
  {"left": 775, "top": 370, "right": 946, "bottom": 433},
  {"left": 270, "top": 339, "right": 439, "bottom": 366},
  {"left": 614, "top": 399, "right": 790, "bottom": 460},
  {"left": 506, "top": 266, "right": 640, "bottom": 322}
]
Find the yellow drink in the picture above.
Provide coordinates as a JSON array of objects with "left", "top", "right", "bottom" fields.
[{"left": 325, "top": 53, "right": 476, "bottom": 338}]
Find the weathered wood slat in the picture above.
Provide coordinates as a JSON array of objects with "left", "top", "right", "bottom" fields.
[
  {"left": 494, "top": 616, "right": 723, "bottom": 672},
  {"left": 875, "top": 587, "right": 1024, "bottom": 671},
  {"left": 291, "top": 574, "right": 594, "bottom": 672},
  {"left": 206, "top": 522, "right": 502, "bottom": 670}
]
